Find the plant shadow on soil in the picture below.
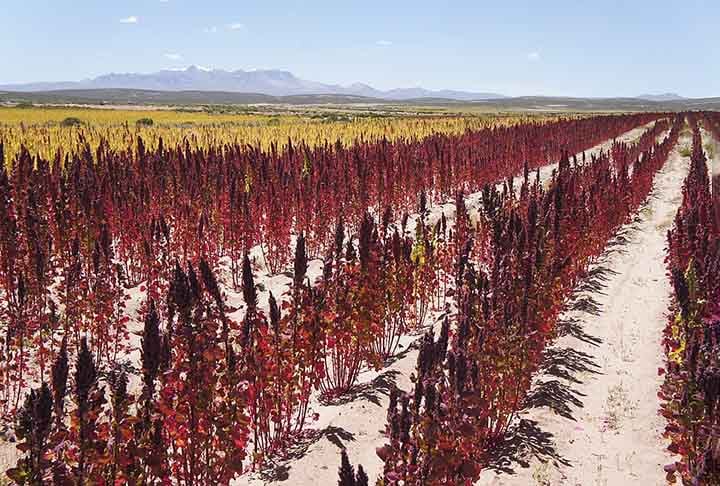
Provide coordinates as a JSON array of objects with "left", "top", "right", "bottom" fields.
[
  {"left": 487, "top": 261, "right": 626, "bottom": 474},
  {"left": 257, "top": 425, "right": 357, "bottom": 482},
  {"left": 319, "top": 333, "right": 422, "bottom": 408},
  {"left": 494, "top": 212, "right": 646, "bottom": 474},
  {"left": 258, "top": 367, "right": 403, "bottom": 482},
  {"left": 321, "top": 368, "right": 402, "bottom": 407},
  {"left": 487, "top": 344, "right": 602, "bottom": 474},
  {"left": 486, "top": 418, "right": 572, "bottom": 473}
]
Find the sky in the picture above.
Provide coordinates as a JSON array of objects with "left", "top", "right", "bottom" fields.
[{"left": 1, "top": 0, "right": 718, "bottom": 97}]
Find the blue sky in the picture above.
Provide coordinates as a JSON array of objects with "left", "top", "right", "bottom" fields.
[{"left": 2, "top": 0, "right": 718, "bottom": 97}]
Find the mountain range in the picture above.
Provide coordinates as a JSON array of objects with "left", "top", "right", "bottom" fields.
[
  {"left": 0, "top": 67, "right": 695, "bottom": 105},
  {"left": 0, "top": 66, "right": 508, "bottom": 101}
]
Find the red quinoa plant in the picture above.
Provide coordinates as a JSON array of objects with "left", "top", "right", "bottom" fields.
[{"left": 660, "top": 115, "right": 720, "bottom": 484}]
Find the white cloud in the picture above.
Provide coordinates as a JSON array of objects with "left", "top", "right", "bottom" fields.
[
  {"left": 204, "top": 26, "right": 218, "bottom": 33},
  {"left": 376, "top": 40, "right": 392, "bottom": 46},
  {"left": 159, "top": 0, "right": 170, "bottom": 2},
  {"left": 164, "top": 53, "right": 182, "bottom": 61},
  {"left": 228, "top": 22, "right": 245, "bottom": 30},
  {"left": 119, "top": 16, "right": 138, "bottom": 24},
  {"left": 528, "top": 51, "right": 541, "bottom": 61}
]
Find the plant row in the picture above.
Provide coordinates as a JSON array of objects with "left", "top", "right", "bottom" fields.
[
  {"left": 374, "top": 114, "right": 684, "bottom": 484},
  {"left": 660, "top": 113, "right": 720, "bottom": 484}
]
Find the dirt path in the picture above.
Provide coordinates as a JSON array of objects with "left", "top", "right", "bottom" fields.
[{"left": 477, "top": 134, "right": 689, "bottom": 486}]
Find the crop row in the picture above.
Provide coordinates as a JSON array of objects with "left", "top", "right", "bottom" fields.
[
  {"left": 373, "top": 114, "right": 684, "bottom": 484},
  {"left": 660, "top": 113, "right": 720, "bottom": 484}
]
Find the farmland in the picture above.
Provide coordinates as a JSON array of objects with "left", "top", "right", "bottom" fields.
[
  {"left": 0, "top": 106, "right": 549, "bottom": 162},
  {"left": 0, "top": 106, "right": 718, "bottom": 486}
]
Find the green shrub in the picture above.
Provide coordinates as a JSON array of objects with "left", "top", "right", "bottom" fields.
[
  {"left": 136, "top": 117, "right": 154, "bottom": 127},
  {"left": 60, "top": 117, "right": 82, "bottom": 127},
  {"left": 704, "top": 142, "right": 716, "bottom": 159}
]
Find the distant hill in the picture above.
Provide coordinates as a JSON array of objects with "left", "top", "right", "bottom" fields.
[
  {"left": 0, "top": 66, "right": 506, "bottom": 102},
  {"left": 2, "top": 89, "right": 719, "bottom": 112},
  {"left": 636, "top": 93, "right": 686, "bottom": 102}
]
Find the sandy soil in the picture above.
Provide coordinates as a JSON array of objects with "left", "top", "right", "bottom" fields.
[
  {"left": 476, "top": 133, "right": 689, "bottom": 486},
  {"left": 701, "top": 127, "right": 719, "bottom": 170}
]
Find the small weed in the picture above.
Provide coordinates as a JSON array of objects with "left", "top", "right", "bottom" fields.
[
  {"left": 602, "top": 382, "right": 637, "bottom": 432},
  {"left": 532, "top": 461, "right": 553, "bottom": 486},
  {"left": 60, "top": 116, "right": 83, "bottom": 127},
  {"left": 704, "top": 142, "right": 716, "bottom": 159}
]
